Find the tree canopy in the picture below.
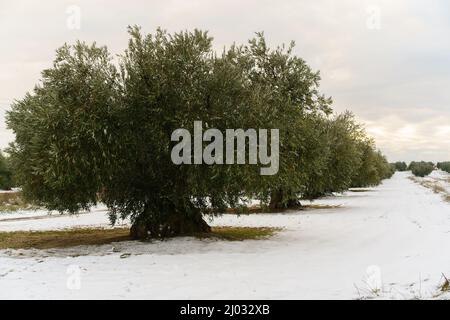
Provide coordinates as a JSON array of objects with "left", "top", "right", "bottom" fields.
[
  {"left": 0, "top": 151, "right": 13, "bottom": 190},
  {"left": 437, "top": 162, "right": 450, "bottom": 173},
  {"left": 393, "top": 161, "right": 408, "bottom": 172},
  {"left": 409, "top": 161, "right": 435, "bottom": 177},
  {"left": 6, "top": 27, "right": 393, "bottom": 238}
]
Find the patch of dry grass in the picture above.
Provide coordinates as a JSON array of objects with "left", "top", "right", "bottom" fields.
[
  {"left": 409, "top": 176, "right": 450, "bottom": 203},
  {"left": 224, "top": 203, "right": 342, "bottom": 214},
  {"left": 439, "top": 274, "right": 450, "bottom": 293},
  {"left": 225, "top": 205, "right": 298, "bottom": 214},
  {"left": 431, "top": 184, "right": 447, "bottom": 194},
  {"left": 0, "top": 192, "right": 37, "bottom": 212},
  {"left": 224, "top": 205, "right": 266, "bottom": 214},
  {"left": 432, "top": 274, "right": 450, "bottom": 299},
  {"left": 0, "top": 227, "right": 131, "bottom": 250},
  {"left": 0, "top": 226, "right": 280, "bottom": 250},
  {"left": 348, "top": 189, "right": 373, "bottom": 193},
  {"left": 302, "top": 204, "right": 343, "bottom": 210},
  {"left": 198, "top": 226, "right": 280, "bottom": 241}
]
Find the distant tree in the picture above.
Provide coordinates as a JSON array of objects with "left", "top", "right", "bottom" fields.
[
  {"left": 409, "top": 161, "right": 434, "bottom": 177},
  {"left": 437, "top": 162, "right": 450, "bottom": 173},
  {"left": 374, "top": 151, "right": 395, "bottom": 180},
  {"left": 393, "top": 161, "right": 408, "bottom": 171},
  {"left": 351, "top": 141, "right": 392, "bottom": 187},
  {"left": 301, "top": 112, "right": 365, "bottom": 199}
]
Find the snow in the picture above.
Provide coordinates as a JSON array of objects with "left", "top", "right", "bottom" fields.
[
  {"left": 1, "top": 171, "right": 450, "bottom": 299},
  {"left": 0, "top": 205, "right": 128, "bottom": 232},
  {"left": 421, "top": 170, "right": 450, "bottom": 194}
]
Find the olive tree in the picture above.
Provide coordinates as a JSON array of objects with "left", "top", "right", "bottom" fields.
[
  {"left": 302, "top": 112, "right": 365, "bottom": 199},
  {"left": 7, "top": 27, "right": 393, "bottom": 238},
  {"left": 409, "top": 161, "right": 434, "bottom": 177},
  {"left": 393, "top": 161, "right": 408, "bottom": 171},
  {"left": 233, "top": 34, "right": 334, "bottom": 209},
  {"left": 437, "top": 162, "right": 450, "bottom": 173},
  {"left": 351, "top": 141, "right": 393, "bottom": 187},
  {"left": 7, "top": 29, "right": 269, "bottom": 238}
]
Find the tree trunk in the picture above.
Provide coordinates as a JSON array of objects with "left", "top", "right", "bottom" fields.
[
  {"left": 130, "top": 206, "right": 211, "bottom": 240},
  {"left": 269, "top": 189, "right": 301, "bottom": 210},
  {"left": 269, "top": 189, "right": 284, "bottom": 210}
]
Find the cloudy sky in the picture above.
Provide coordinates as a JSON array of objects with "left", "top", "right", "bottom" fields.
[{"left": 1, "top": 0, "right": 449, "bottom": 162}]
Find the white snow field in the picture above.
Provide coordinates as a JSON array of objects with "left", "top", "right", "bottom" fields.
[{"left": 1, "top": 171, "right": 450, "bottom": 300}]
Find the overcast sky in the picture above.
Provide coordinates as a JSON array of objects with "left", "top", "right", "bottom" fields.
[{"left": 1, "top": 0, "right": 450, "bottom": 162}]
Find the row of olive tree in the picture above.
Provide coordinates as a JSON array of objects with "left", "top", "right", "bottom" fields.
[
  {"left": 6, "top": 28, "right": 392, "bottom": 238},
  {"left": 293, "top": 113, "right": 394, "bottom": 202}
]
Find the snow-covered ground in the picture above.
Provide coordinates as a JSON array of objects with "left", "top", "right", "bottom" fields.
[
  {"left": 416, "top": 170, "right": 450, "bottom": 194},
  {"left": 0, "top": 205, "right": 128, "bottom": 232},
  {"left": 1, "top": 171, "right": 450, "bottom": 299}
]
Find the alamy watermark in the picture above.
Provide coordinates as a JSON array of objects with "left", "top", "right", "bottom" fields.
[
  {"left": 66, "top": 5, "right": 81, "bottom": 30},
  {"left": 366, "top": 5, "right": 381, "bottom": 30},
  {"left": 66, "top": 264, "right": 81, "bottom": 290},
  {"left": 171, "top": 121, "right": 279, "bottom": 175}
]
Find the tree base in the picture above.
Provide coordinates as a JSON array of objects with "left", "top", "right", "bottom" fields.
[
  {"left": 269, "top": 189, "right": 301, "bottom": 210},
  {"left": 269, "top": 199, "right": 302, "bottom": 210},
  {"left": 130, "top": 213, "right": 211, "bottom": 240}
]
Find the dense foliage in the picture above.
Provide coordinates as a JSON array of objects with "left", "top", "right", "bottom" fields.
[
  {"left": 300, "top": 112, "right": 390, "bottom": 198},
  {"left": 350, "top": 142, "right": 394, "bottom": 187},
  {"left": 6, "top": 28, "right": 393, "bottom": 238},
  {"left": 0, "top": 151, "right": 13, "bottom": 190},
  {"left": 409, "top": 161, "right": 434, "bottom": 177},
  {"left": 393, "top": 161, "right": 408, "bottom": 172},
  {"left": 437, "top": 162, "right": 450, "bottom": 173}
]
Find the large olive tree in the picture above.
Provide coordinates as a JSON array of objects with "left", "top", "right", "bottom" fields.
[
  {"left": 7, "top": 28, "right": 269, "bottom": 238},
  {"left": 7, "top": 27, "right": 391, "bottom": 238}
]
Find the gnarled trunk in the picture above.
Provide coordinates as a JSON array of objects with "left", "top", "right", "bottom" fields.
[
  {"left": 269, "top": 189, "right": 301, "bottom": 210},
  {"left": 130, "top": 204, "right": 211, "bottom": 240}
]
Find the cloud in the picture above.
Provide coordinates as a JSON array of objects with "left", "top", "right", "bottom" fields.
[
  {"left": 1, "top": 0, "right": 449, "bottom": 162},
  {"left": 364, "top": 114, "right": 450, "bottom": 162}
]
